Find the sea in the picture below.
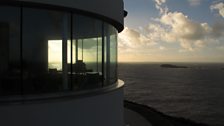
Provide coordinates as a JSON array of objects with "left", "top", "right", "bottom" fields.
[{"left": 118, "top": 62, "right": 224, "bottom": 126}]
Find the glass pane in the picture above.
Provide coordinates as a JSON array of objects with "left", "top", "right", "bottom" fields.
[
  {"left": 109, "top": 26, "right": 118, "bottom": 84},
  {"left": 104, "top": 25, "right": 109, "bottom": 85},
  {"left": 104, "top": 23, "right": 118, "bottom": 85},
  {"left": 48, "top": 40, "right": 62, "bottom": 70},
  {"left": 0, "top": 6, "right": 21, "bottom": 96},
  {"left": 72, "top": 14, "right": 102, "bottom": 89},
  {"left": 97, "top": 37, "right": 103, "bottom": 74},
  {"left": 78, "top": 39, "right": 83, "bottom": 60},
  {"left": 83, "top": 38, "right": 98, "bottom": 71},
  {"left": 23, "top": 8, "right": 70, "bottom": 94}
]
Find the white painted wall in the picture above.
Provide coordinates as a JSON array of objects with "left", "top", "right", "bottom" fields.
[{"left": 0, "top": 87, "right": 124, "bottom": 126}]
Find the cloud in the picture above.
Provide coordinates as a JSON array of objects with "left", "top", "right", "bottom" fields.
[
  {"left": 148, "top": 4, "right": 224, "bottom": 51},
  {"left": 120, "top": 10, "right": 223, "bottom": 52},
  {"left": 120, "top": 0, "right": 224, "bottom": 56},
  {"left": 159, "top": 46, "right": 166, "bottom": 50},
  {"left": 154, "top": 0, "right": 168, "bottom": 14},
  {"left": 152, "top": 1, "right": 207, "bottom": 49},
  {"left": 178, "top": 40, "right": 206, "bottom": 52},
  {"left": 154, "top": 0, "right": 166, "bottom": 5},
  {"left": 160, "top": 12, "right": 211, "bottom": 40},
  {"left": 210, "top": 2, "right": 224, "bottom": 18},
  {"left": 217, "top": 46, "right": 224, "bottom": 50},
  {"left": 118, "top": 27, "right": 156, "bottom": 53},
  {"left": 146, "top": 23, "right": 167, "bottom": 42},
  {"left": 211, "top": 21, "right": 224, "bottom": 37},
  {"left": 188, "top": 0, "right": 202, "bottom": 6},
  {"left": 180, "top": 40, "right": 194, "bottom": 51},
  {"left": 142, "top": 11, "right": 213, "bottom": 51},
  {"left": 194, "top": 40, "right": 206, "bottom": 48}
]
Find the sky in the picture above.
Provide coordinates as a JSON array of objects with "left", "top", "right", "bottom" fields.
[{"left": 118, "top": 0, "right": 224, "bottom": 63}]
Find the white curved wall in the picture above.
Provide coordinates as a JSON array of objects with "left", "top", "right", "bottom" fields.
[
  {"left": 0, "top": 87, "right": 124, "bottom": 126},
  {"left": 18, "top": 0, "right": 124, "bottom": 26}
]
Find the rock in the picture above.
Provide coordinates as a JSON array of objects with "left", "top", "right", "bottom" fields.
[{"left": 160, "top": 64, "right": 188, "bottom": 68}]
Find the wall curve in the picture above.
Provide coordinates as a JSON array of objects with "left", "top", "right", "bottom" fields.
[
  {"left": 0, "top": 85, "right": 124, "bottom": 126},
  {"left": 17, "top": 0, "right": 124, "bottom": 32}
]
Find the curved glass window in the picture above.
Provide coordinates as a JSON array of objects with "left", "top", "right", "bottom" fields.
[
  {"left": 109, "top": 25, "right": 118, "bottom": 84},
  {"left": 22, "top": 8, "right": 70, "bottom": 94},
  {"left": 104, "top": 23, "right": 118, "bottom": 85},
  {"left": 0, "top": 6, "right": 21, "bottom": 96},
  {"left": 71, "top": 14, "right": 103, "bottom": 89},
  {"left": 0, "top": 5, "right": 118, "bottom": 96}
]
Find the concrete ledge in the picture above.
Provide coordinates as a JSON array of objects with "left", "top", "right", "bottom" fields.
[
  {"left": 0, "top": 80, "right": 124, "bottom": 105},
  {"left": 0, "top": 83, "right": 124, "bottom": 126}
]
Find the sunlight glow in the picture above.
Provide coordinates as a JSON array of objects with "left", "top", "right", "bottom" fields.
[
  {"left": 48, "top": 40, "right": 62, "bottom": 63},
  {"left": 48, "top": 39, "right": 99, "bottom": 70},
  {"left": 48, "top": 40, "right": 63, "bottom": 70}
]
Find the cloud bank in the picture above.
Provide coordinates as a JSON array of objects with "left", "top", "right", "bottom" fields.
[
  {"left": 158, "top": 11, "right": 213, "bottom": 51},
  {"left": 210, "top": 2, "right": 224, "bottom": 18},
  {"left": 118, "top": 0, "right": 224, "bottom": 62},
  {"left": 154, "top": 0, "right": 168, "bottom": 14}
]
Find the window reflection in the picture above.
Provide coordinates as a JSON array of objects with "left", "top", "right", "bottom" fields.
[
  {"left": 104, "top": 23, "right": 118, "bottom": 85},
  {"left": 22, "top": 8, "right": 70, "bottom": 94},
  {"left": 109, "top": 26, "right": 118, "bottom": 84},
  {"left": 0, "top": 6, "right": 21, "bottom": 96},
  {"left": 0, "top": 6, "right": 118, "bottom": 96},
  {"left": 72, "top": 14, "right": 103, "bottom": 89},
  {"left": 48, "top": 40, "right": 62, "bottom": 71}
]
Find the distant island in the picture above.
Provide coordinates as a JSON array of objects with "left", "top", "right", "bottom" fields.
[{"left": 160, "top": 64, "right": 188, "bottom": 68}]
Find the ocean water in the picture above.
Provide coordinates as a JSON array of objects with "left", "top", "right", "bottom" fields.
[{"left": 118, "top": 63, "right": 224, "bottom": 126}]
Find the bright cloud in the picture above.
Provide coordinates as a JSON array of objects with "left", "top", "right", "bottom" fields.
[
  {"left": 160, "top": 12, "right": 210, "bottom": 40},
  {"left": 159, "top": 46, "right": 166, "bottom": 50},
  {"left": 210, "top": 2, "right": 224, "bottom": 18},
  {"left": 154, "top": 0, "right": 168, "bottom": 14},
  {"left": 118, "top": 27, "right": 156, "bottom": 53},
  {"left": 143, "top": 1, "right": 224, "bottom": 51},
  {"left": 188, "top": 0, "right": 202, "bottom": 6},
  {"left": 119, "top": 7, "right": 224, "bottom": 52},
  {"left": 118, "top": 0, "right": 224, "bottom": 62},
  {"left": 157, "top": 11, "right": 214, "bottom": 51},
  {"left": 155, "top": 0, "right": 166, "bottom": 5}
]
